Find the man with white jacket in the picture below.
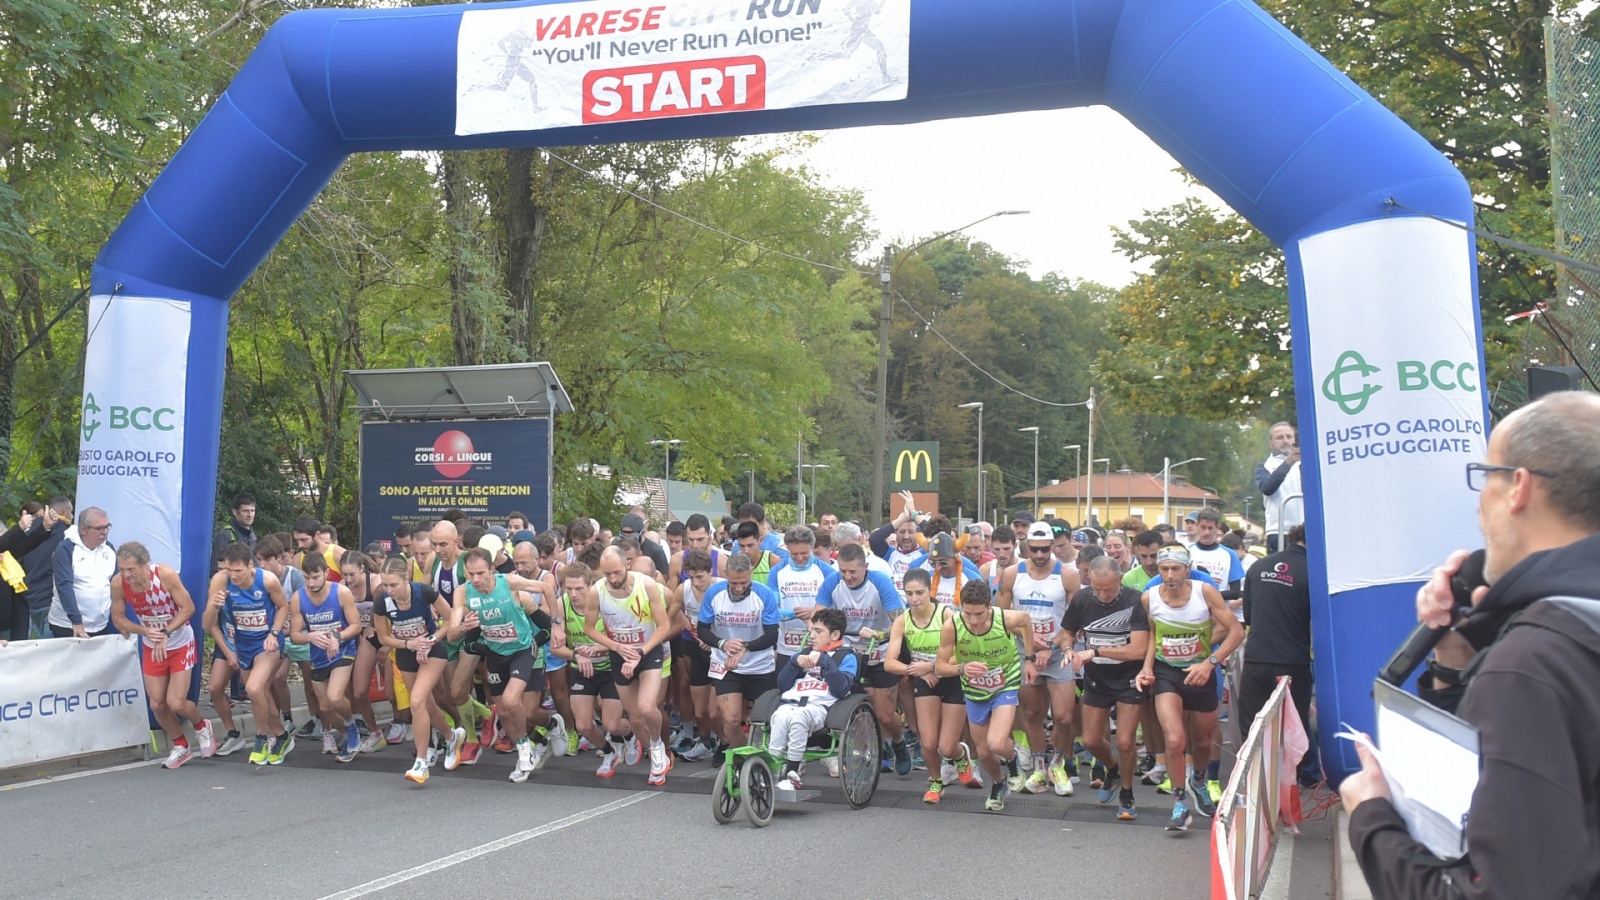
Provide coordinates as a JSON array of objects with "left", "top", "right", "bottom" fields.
[
  {"left": 48, "top": 507, "right": 118, "bottom": 638},
  {"left": 1252, "top": 423, "right": 1303, "bottom": 552}
]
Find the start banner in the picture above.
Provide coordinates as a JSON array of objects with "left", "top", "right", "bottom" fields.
[
  {"left": 456, "top": 0, "right": 910, "bottom": 135},
  {"left": 0, "top": 636, "right": 149, "bottom": 769}
]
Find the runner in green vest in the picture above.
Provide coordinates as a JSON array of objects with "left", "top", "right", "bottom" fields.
[
  {"left": 1136, "top": 544, "right": 1243, "bottom": 832},
  {"left": 937, "top": 578, "right": 1036, "bottom": 812},
  {"left": 448, "top": 547, "right": 556, "bottom": 784},
  {"left": 884, "top": 568, "right": 975, "bottom": 804}
]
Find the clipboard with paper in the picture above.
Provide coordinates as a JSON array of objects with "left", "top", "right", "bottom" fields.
[{"left": 1337, "top": 680, "right": 1481, "bottom": 860}]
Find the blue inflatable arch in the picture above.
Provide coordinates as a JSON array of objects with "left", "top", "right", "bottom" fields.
[{"left": 86, "top": 0, "right": 1487, "bottom": 780}]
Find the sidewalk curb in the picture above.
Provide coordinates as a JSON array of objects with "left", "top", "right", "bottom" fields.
[{"left": 1333, "top": 809, "right": 1373, "bottom": 900}]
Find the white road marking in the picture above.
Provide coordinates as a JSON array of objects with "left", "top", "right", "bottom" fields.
[
  {"left": 1, "top": 759, "right": 163, "bottom": 791},
  {"left": 316, "top": 791, "right": 660, "bottom": 900}
]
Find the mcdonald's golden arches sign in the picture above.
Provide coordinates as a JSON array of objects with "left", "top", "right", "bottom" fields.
[{"left": 890, "top": 441, "right": 939, "bottom": 491}]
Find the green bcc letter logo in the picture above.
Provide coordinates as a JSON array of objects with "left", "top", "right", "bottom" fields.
[{"left": 1321, "top": 351, "right": 1478, "bottom": 416}]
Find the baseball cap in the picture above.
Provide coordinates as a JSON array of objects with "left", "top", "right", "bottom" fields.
[
  {"left": 1072, "top": 529, "right": 1096, "bottom": 544},
  {"left": 1011, "top": 511, "right": 1035, "bottom": 526},
  {"left": 488, "top": 525, "right": 510, "bottom": 541},
  {"left": 620, "top": 513, "right": 648, "bottom": 535},
  {"left": 1025, "top": 522, "right": 1054, "bottom": 544},
  {"left": 928, "top": 532, "right": 957, "bottom": 560},
  {"left": 1183, "top": 511, "right": 1201, "bottom": 523},
  {"left": 511, "top": 529, "right": 536, "bottom": 546}
]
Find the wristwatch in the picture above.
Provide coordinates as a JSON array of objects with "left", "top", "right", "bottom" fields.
[{"left": 1207, "top": 655, "right": 1220, "bottom": 667}]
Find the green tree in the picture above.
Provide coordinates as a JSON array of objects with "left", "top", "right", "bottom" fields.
[{"left": 1099, "top": 199, "right": 1289, "bottom": 420}]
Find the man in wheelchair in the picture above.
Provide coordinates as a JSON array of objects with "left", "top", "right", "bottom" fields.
[{"left": 768, "top": 608, "right": 859, "bottom": 792}]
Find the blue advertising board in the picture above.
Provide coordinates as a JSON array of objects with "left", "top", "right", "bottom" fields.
[{"left": 360, "top": 418, "right": 551, "bottom": 549}]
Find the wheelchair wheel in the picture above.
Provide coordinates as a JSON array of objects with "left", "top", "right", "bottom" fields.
[
  {"left": 838, "top": 701, "right": 881, "bottom": 809},
  {"left": 711, "top": 764, "right": 740, "bottom": 824},
  {"left": 740, "top": 755, "right": 776, "bottom": 828}
]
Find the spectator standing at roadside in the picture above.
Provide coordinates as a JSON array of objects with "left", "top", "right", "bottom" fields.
[
  {"left": 48, "top": 507, "right": 118, "bottom": 637},
  {"left": 212, "top": 493, "right": 258, "bottom": 565},
  {"left": 1253, "top": 422, "right": 1303, "bottom": 552},
  {"left": 21, "top": 497, "right": 73, "bottom": 639},
  {"left": 3, "top": 505, "right": 54, "bottom": 640}
]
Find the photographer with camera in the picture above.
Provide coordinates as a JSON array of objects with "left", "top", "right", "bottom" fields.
[{"left": 1341, "top": 391, "right": 1600, "bottom": 899}]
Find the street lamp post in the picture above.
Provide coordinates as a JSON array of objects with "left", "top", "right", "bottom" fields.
[
  {"left": 799, "top": 464, "right": 830, "bottom": 522},
  {"left": 1103, "top": 459, "right": 1113, "bottom": 520},
  {"left": 872, "top": 211, "right": 1029, "bottom": 522},
  {"left": 1063, "top": 444, "right": 1081, "bottom": 525},
  {"left": 1118, "top": 466, "right": 1132, "bottom": 520},
  {"left": 1090, "top": 458, "right": 1109, "bottom": 526},
  {"left": 1162, "top": 456, "right": 1205, "bottom": 528},
  {"left": 958, "top": 402, "right": 984, "bottom": 523},
  {"left": 648, "top": 439, "right": 681, "bottom": 517},
  {"left": 1018, "top": 426, "right": 1040, "bottom": 518}
]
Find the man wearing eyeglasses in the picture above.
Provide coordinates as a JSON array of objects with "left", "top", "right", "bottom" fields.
[
  {"left": 1342, "top": 391, "right": 1600, "bottom": 899},
  {"left": 48, "top": 507, "right": 119, "bottom": 638}
]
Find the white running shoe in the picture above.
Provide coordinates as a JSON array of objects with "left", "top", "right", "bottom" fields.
[
  {"left": 385, "top": 722, "right": 408, "bottom": 744},
  {"left": 547, "top": 714, "right": 568, "bottom": 757},
  {"left": 531, "top": 741, "right": 550, "bottom": 770},
  {"left": 649, "top": 740, "right": 667, "bottom": 776},
  {"left": 214, "top": 731, "right": 248, "bottom": 757},
  {"left": 405, "top": 757, "right": 429, "bottom": 785},
  {"left": 510, "top": 741, "right": 534, "bottom": 783},
  {"left": 444, "top": 726, "right": 466, "bottom": 771},
  {"left": 596, "top": 751, "right": 619, "bottom": 778},
  {"left": 358, "top": 732, "right": 385, "bottom": 754},
  {"left": 322, "top": 731, "right": 338, "bottom": 755},
  {"left": 195, "top": 720, "right": 216, "bottom": 758},
  {"left": 624, "top": 735, "right": 642, "bottom": 766},
  {"left": 162, "top": 743, "right": 193, "bottom": 770},
  {"left": 824, "top": 756, "right": 841, "bottom": 778}
]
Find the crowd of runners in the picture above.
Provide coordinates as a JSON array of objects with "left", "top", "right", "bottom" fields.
[{"left": 116, "top": 493, "right": 1255, "bottom": 832}]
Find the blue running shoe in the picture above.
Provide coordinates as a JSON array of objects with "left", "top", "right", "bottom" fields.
[
  {"left": 1167, "top": 797, "right": 1193, "bottom": 833},
  {"left": 1096, "top": 768, "right": 1123, "bottom": 805}
]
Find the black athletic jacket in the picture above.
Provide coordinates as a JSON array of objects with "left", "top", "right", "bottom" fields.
[{"left": 1349, "top": 532, "right": 1600, "bottom": 899}]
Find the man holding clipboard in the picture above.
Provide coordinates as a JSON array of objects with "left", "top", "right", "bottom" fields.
[{"left": 1341, "top": 390, "right": 1600, "bottom": 899}]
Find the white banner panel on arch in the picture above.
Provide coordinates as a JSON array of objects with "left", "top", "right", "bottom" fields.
[
  {"left": 76, "top": 295, "right": 191, "bottom": 571},
  {"left": 1300, "top": 217, "right": 1485, "bottom": 594},
  {"left": 456, "top": 0, "right": 911, "bottom": 135},
  {"left": 0, "top": 636, "right": 149, "bottom": 769}
]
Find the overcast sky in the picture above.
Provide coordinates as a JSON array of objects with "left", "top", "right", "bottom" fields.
[{"left": 791, "top": 106, "right": 1223, "bottom": 289}]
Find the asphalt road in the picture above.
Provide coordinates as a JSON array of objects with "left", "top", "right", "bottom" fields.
[{"left": 4, "top": 741, "right": 1219, "bottom": 899}]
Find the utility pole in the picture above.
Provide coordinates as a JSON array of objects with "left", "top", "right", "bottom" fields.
[
  {"left": 872, "top": 248, "right": 892, "bottom": 522},
  {"left": 1084, "top": 387, "right": 1096, "bottom": 527}
]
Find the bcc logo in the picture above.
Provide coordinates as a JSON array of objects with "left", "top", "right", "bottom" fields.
[
  {"left": 1321, "top": 351, "right": 1476, "bottom": 416},
  {"left": 81, "top": 393, "right": 177, "bottom": 442}
]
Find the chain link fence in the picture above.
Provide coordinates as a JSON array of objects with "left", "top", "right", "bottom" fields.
[{"left": 1533, "top": 18, "right": 1600, "bottom": 404}]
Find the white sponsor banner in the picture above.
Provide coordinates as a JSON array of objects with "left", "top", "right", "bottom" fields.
[
  {"left": 77, "top": 295, "right": 190, "bottom": 571},
  {"left": 1300, "top": 217, "right": 1485, "bottom": 593},
  {"left": 0, "top": 636, "right": 149, "bottom": 768},
  {"left": 456, "top": 0, "right": 910, "bottom": 136}
]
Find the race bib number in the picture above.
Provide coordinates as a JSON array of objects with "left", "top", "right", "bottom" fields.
[
  {"left": 911, "top": 651, "right": 937, "bottom": 665},
  {"left": 709, "top": 658, "right": 727, "bottom": 680},
  {"left": 969, "top": 667, "right": 1006, "bottom": 691},
  {"left": 795, "top": 677, "right": 828, "bottom": 694},
  {"left": 1031, "top": 618, "right": 1056, "bottom": 639},
  {"left": 312, "top": 621, "right": 341, "bottom": 634},
  {"left": 482, "top": 622, "right": 518, "bottom": 641},
  {"left": 865, "top": 641, "right": 887, "bottom": 665},
  {"left": 360, "top": 609, "right": 374, "bottom": 628},
  {"left": 392, "top": 620, "right": 428, "bottom": 641},
  {"left": 1161, "top": 634, "right": 1202, "bottom": 663},
  {"left": 781, "top": 629, "right": 807, "bottom": 651},
  {"left": 234, "top": 609, "right": 268, "bottom": 631},
  {"left": 144, "top": 613, "right": 171, "bottom": 631},
  {"left": 614, "top": 626, "right": 644, "bottom": 647}
]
